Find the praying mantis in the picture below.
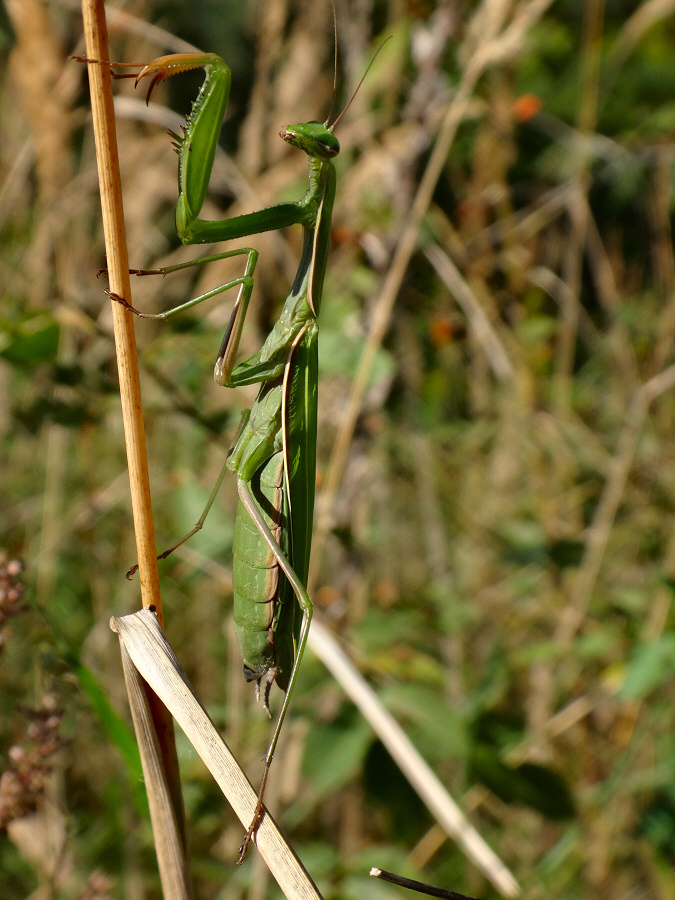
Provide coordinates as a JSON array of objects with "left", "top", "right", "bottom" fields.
[{"left": 83, "top": 32, "right": 382, "bottom": 861}]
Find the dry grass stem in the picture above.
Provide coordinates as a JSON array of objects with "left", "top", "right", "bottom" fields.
[
  {"left": 113, "top": 609, "right": 324, "bottom": 900},
  {"left": 80, "top": 1, "right": 189, "bottom": 894},
  {"left": 308, "top": 621, "right": 520, "bottom": 897},
  {"left": 80, "top": 0, "right": 161, "bottom": 615},
  {"left": 425, "top": 244, "right": 515, "bottom": 382}
]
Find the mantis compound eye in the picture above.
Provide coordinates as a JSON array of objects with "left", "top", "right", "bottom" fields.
[{"left": 280, "top": 122, "right": 340, "bottom": 158}]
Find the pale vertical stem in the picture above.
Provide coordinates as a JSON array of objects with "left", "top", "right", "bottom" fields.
[
  {"left": 80, "top": 1, "right": 190, "bottom": 891},
  {"left": 80, "top": 0, "right": 161, "bottom": 619}
]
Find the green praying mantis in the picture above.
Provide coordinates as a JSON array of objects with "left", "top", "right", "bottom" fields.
[{"left": 81, "top": 32, "right": 384, "bottom": 862}]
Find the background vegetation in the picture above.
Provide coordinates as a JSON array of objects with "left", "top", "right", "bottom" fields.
[{"left": 2, "top": 0, "right": 675, "bottom": 897}]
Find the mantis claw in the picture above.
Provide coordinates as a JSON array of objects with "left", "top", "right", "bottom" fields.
[
  {"left": 105, "top": 290, "right": 148, "bottom": 318},
  {"left": 237, "top": 829, "right": 255, "bottom": 864},
  {"left": 237, "top": 781, "right": 268, "bottom": 864},
  {"left": 262, "top": 674, "right": 275, "bottom": 718},
  {"left": 139, "top": 70, "right": 166, "bottom": 105},
  {"left": 133, "top": 53, "right": 223, "bottom": 106}
]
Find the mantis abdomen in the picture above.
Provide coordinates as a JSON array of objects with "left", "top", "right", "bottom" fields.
[{"left": 232, "top": 450, "right": 296, "bottom": 701}]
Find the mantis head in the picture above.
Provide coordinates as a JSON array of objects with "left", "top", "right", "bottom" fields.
[
  {"left": 280, "top": 121, "right": 340, "bottom": 159},
  {"left": 279, "top": 33, "right": 390, "bottom": 161}
]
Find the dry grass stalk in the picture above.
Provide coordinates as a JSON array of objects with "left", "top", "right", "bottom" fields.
[{"left": 79, "top": 0, "right": 190, "bottom": 894}]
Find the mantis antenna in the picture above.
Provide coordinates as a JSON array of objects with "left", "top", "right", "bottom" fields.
[
  {"left": 328, "top": 34, "right": 392, "bottom": 130},
  {"left": 325, "top": 0, "right": 339, "bottom": 126}
]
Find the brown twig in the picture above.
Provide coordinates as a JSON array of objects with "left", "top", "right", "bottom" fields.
[
  {"left": 80, "top": 2, "right": 191, "bottom": 895},
  {"left": 370, "top": 867, "right": 479, "bottom": 900},
  {"left": 80, "top": 0, "right": 161, "bottom": 619}
]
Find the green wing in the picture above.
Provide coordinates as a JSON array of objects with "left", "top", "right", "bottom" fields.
[{"left": 283, "top": 321, "right": 319, "bottom": 589}]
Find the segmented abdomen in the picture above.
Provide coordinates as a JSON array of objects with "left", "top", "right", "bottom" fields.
[{"left": 232, "top": 450, "right": 295, "bottom": 694}]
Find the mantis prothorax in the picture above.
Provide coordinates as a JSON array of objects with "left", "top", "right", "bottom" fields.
[{"left": 78, "top": 36, "right": 382, "bottom": 862}]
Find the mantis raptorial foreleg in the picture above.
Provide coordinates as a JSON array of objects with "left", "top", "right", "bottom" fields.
[{"left": 109, "top": 245, "right": 258, "bottom": 386}]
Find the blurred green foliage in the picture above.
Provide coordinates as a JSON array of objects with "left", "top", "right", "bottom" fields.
[{"left": 2, "top": 0, "right": 675, "bottom": 898}]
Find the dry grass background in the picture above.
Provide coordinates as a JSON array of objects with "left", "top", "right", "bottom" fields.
[{"left": 2, "top": 0, "right": 675, "bottom": 898}]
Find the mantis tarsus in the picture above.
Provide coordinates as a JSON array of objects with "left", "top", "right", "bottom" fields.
[{"left": 82, "top": 39, "right": 376, "bottom": 861}]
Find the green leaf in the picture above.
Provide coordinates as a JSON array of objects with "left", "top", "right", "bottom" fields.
[
  {"left": 380, "top": 683, "right": 469, "bottom": 761},
  {"left": 495, "top": 519, "right": 548, "bottom": 566},
  {"left": 302, "top": 717, "right": 372, "bottom": 800},
  {"left": 72, "top": 662, "right": 145, "bottom": 802},
  {"left": 318, "top": 326, "right": 394, "bottom": 386},
  {"left": 169, "top": 480, "right": 235, "bottom": 559},
  {"left": 618, "top": 635, "right": 675, "bottom": 700},
  {"left": 0, "top": 313, "right": 60, "bottom": 366}
]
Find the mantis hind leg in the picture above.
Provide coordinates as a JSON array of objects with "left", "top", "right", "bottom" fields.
[
  {"left": 235, "top": 478, "right": 313, "bottom": 864},
  {"left": 124, "top": 411, "right": 251, "bottom": 578}
]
